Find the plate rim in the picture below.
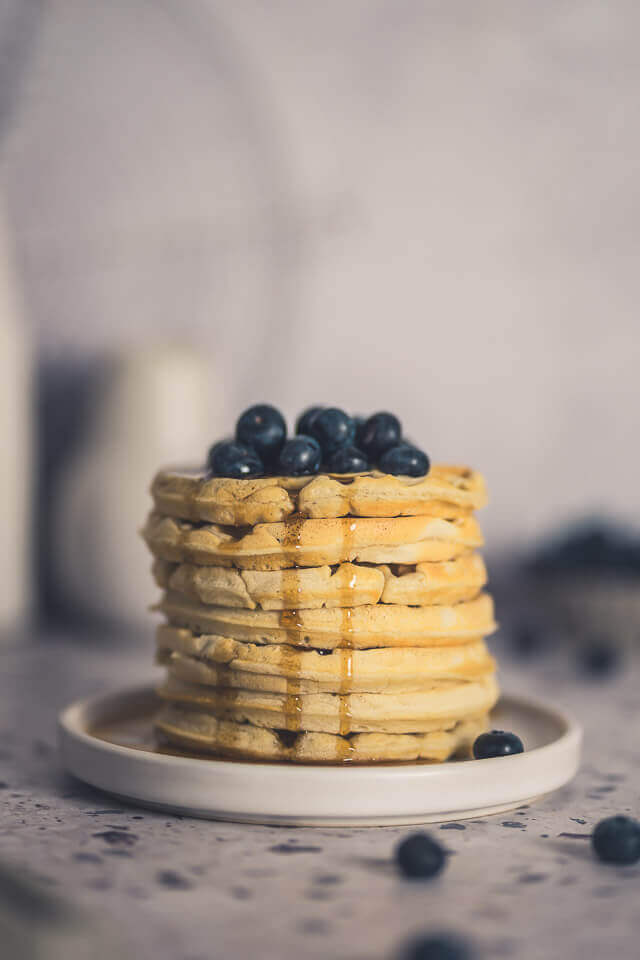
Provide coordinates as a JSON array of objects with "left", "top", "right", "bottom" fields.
[{"left": 59, "top": 683, "right": 583, "bottom": 780}]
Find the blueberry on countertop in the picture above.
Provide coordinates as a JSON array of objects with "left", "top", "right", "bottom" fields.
[
  {"left": 379, "top": 443, "right": 430, "bottom": 477},
  {"left": 473, "top": 730, "right": 524, "bottom": 759},
  {"left": 209, "top": 441, "right": 263, "bottom": 478},
  {"left": 277, "top": 436, "right": 322, "bottom": 476},
  {"left": 358, "top": 411, "right": 402, "bottom": 459},
  {"left": 578, "top": 641, "right": 620, "bottom": 677},
  {"left": 236, "top": 404, "right": 286, "bottom": 464},
  {"left": 309, "top": 407, "right": 356, "bottom": 456},
  {"left": 296, "top": 406, "right": 323, "bottom": 437},
  {"left": 592, "top": 815, "right": 640, "bottom": 864},
  {"left": 395, "top": 832, "right": 446, "bottom": 879},
  {"left": 402, "top": 933, "right": 472, "bottom": 960},
  {"left": 326, "top": 445, "right": 370, "bottom": 474},
  {"left": 512, "top": 622, "right": 548, "bottom": 659}
]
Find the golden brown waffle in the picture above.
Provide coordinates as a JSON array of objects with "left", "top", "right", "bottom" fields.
[
  {"left": 144, "top": 459, "right": 497, "bottom": 764},
  {"left": 156, "top": 674, "right": 498, "bottom": 735},
  {"left": 142, "top": 512, "right": 483, "bottom": 570},
  {"left": 156, "top": 591, "right": 496, "bottom": 649},
  {"left": 152, "top": 554, "right": 487, "bottom": 609},
  {"left": 156, "top": 626, "right": 496, "bottom": 694},
  {"left": 151, "top": 464, "right": 487, "bottom": 526},
  {"left": 156, "top": 703, "right": 489, "bottom": 763}
]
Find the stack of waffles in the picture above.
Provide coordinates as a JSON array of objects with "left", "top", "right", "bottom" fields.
[{"left": 142, "top": 466, "right": 499, "bottom": 763}]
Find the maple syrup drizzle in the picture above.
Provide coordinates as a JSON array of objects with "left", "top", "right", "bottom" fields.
[
  {"left": 280, "top": 515, "right": 306, "bottom": 734},
  {"left": 336, "top": 518, "right": 358, "bottom": 763}
]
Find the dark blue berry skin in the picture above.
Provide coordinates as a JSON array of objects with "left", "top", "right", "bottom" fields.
[
  {"left": 236, "top": 404, "right": 286, "bottom": 464},
  {"left": 326, "top": 445, "right": 370, "bottom": 474},
  {"left": 209, "top": 441, "right": 263, "bottom": 478},
  {"left": 396, "top": 833, "right": 446, "bottom": 879},
  {"left": 592, "top": 816, "right": 640, "bottom": 864},
  {"left": 309, "top": 407, "right": 356, "bottom": 456},
  {"left": 578, "top": 642, "right": 620, "bottom": 677},
  {"left": 277, "top": 436, "right": 322, "bottom": 476},
  {"left": 296, "top": 406, "right": 323, "bottom": 437},
  {"left": 379, "top": 443, "right": 430, "bottom": 477},
  {"left": 359, "top": 411, "right": 402, "bottom": 459},
  {"left": 512, "top": 623, "right": 548, "bottom": 659},
  {"left": 403, "top": 933, "right": 472, "bottom": 960},
  {"left": 206, "top": 439, "right": 229, "bottom": 470},
  {"left": 473, "top": 730, "right": 524, "bottom": 760}
]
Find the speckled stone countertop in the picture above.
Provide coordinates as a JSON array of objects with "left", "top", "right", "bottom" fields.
[{"left": 0, "top": 629, "right": 638, "bottom": 960}]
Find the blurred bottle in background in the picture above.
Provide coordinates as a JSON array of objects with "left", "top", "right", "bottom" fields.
[
  {"left": 0, "top": 191, "right": 32, "bottom": 630},
  {"left": 51, "top": 344, "right": 223, "bottom": 626}
]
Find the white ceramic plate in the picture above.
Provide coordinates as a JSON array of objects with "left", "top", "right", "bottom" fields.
[{"left": 58, "top": 685, "right": 582, "bottom": 826}]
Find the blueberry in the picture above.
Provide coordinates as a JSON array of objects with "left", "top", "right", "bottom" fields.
[
  {"left": 473, "top": 730, "right": 524, "bottom": 759},
  {"left": 236, "top": 404, "right": 286, "bottom": 464},
  {"left": 353, "top": 414, "right": 366, "bottom": 437},
  {"left": 206, "top": 439, "right": 228, "bottom": 469},
  {"left": 296, "top": 406, "right": 323, "bottom": 436},
  {"left": 358, "top": 411, "right": 402, "bottom": 458},
  {"left": 209, "top": 441, "right": 263, "bottom": 478},
  {"left": 592, "top": 815, "right": 640, "bottom": 864},
  {"left": 277, "top": 436, "right": 322, "bottom": 476},
  {"left": 395, "top": 832, "right": 446, "bottom": 879},
  {"left": 309, "top": 407, "right": 356, "bottom": 456},
  {"left": 379, "top": 443, "right": 430, "bottom": 477},
  {"left": 578, "top": 641, "right": 620, "bottom": 677},
  {"left": 403, "top": 933, "right": 472, "bottom": 960},
  {"left": 326, "top": 445, "right": 370, "bottom": 474},
  {"left": 512, "top": 623, "right": 548, "bottom": 659}
]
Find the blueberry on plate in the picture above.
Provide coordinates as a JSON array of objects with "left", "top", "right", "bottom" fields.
[
  {"left": 326, "top": 445, "right": 370, "bottom": 474},
  {"left": 379, "top": 443, "right": 430, "bottom": 477},
  {"left": 209, "top": 441, "right": 263, "bottom": 479},
  {"left": 402, "top": 933, "right": 472, "bottom": 960},
  {"left": 395, "top": 832, "right": 446, "bottom": 879},
  {"left": 473, "top": 730, "right": 524, "bottom": 759},
  {"left": 592, "top": 815, "right": 640, "bottom": 864},
  {"left": 309, "top": 407, "right": 356, "bottom": 456},
  {"left": 358, "top": 411, "right": 402, "bottom": 458},
  {"left": 296, "top": 406, "right": 323, "bottom": 436},
  {"left": 236, "top": 404, "right": 286, "bottom": 464},
  {"left": 277, "top": 436, "right": 322, "bottom": 476}
]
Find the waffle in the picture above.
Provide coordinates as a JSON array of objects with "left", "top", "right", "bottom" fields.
[
  {"left": 156, "top": 702, "right": 490, "bottom": 763},
  {"left": 143, "top": 460, "right": 498, "bottom": 764},
  {"left": 152, "top": 554, "right": 488, "bottom": 609},
  {"left": 156, "top": 591, "right": 496, "bottom": 649},
  {"left": 152, "top": 464, "right": 487, "bottom": 526},
  {"left": 142, "top": 511, "right": 483, "bottom": 570},
  {"left": 156, "top": 673, "right": 499, "bottom": 735},
  {"left": 156, "top": 626, "right": 496, "bottom": 693}
]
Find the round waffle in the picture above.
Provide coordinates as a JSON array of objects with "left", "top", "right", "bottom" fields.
[
  {"left": 152, "top": 553, "right": 487, "bottom": 610},
  {"left": 151, "top": 464, "right": 487, "bottom": 526},
  {"left": 156, "top": 626, "right": 496, "bottom": 694},
  {"left": 156, "top": 674, "right": 498, "bottom": 735},
  {"left": 155, "top": 702, "right": 489, "bottom": 763},
  {"left": 156, "top": 591, "right": 496, "bottom": 649},
  {"left": 142, "top": 512, "right": 483, "bottom": 570}
]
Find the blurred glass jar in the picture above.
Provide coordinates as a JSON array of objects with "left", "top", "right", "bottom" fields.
[
  {"left": 52, "top": 345, "right": 222, "bottom": 626},
  {"left": 0, "top": 192, "right": 31, "bottom": 629}
]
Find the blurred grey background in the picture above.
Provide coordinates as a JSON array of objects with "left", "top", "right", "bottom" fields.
[{"left": 1, "top": 0, "right": 639, "bottom": 622}]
